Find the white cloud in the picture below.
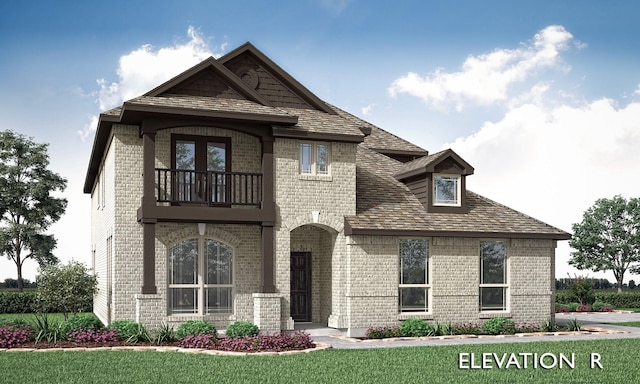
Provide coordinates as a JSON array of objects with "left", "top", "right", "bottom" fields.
[
  {"left": 389, "top": 25, "right": 577, "bottom": 111},
  {"left": 447, "top": 98, "right": 640, "bottom": 281},
  {"left": 634, "top": 83, "right": 640, "bottom": 96},
  {"left": 361, "top": 103, "right": 375, "bottom": 116},
  {"left": 78, "top": 27, "right": 225, "bottom": 141}
]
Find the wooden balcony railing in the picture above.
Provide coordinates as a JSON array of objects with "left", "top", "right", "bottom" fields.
[{"left": 156, "top": 168, "right": 262, "bottom": 207}]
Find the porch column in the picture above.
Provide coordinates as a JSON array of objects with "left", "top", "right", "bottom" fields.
[
  {"left": 261, "top": 137, "right": 276, "bottom": 293},
  {"left": 141, "top": 126, "right": 157, "bottom": 294}
]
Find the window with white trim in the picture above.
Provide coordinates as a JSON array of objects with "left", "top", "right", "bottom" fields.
[
  {"left": 479, "top": 240, "right": 508, "bottom": 311},
  {"left": 399, "top": 239, "right": 430, "bottom": 312},
  {"left": 433, "top": 174, "right": 460, "bottom": 206},
  {"left": 300, "top": 142, "right": 330, "bottom": 175},
  {"left": 168, "top": 237, "right": 233, "bottom": 315}
]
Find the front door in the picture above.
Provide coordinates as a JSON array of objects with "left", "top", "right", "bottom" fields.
[{"left": 290, "top": 252, "right": 311, "bottom": 322}]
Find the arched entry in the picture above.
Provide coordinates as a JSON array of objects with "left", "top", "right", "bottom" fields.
[{"left": 289, "top": 224, "right": 336, "bottom": 324}]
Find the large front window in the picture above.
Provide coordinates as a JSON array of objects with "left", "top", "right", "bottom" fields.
[
  {"left": 300, "top": 142, "right": 330, "bottom": 175},
  {"left": 399, "top": 239, "right": 430, "bottom": 312},
  {"left": 168, "top": 238, "right": 233, "bottom": 315},
  {"left": 480, "top": 240, "right": 508, "bottom": 311},
  {"left": 433, "top": 174, "right": 460, "bottom": 206}
]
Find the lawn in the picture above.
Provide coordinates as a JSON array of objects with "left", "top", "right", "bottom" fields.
[
  {"left": 0, "top": 339, "right": 637, "bottom": 384},
  {"left": 606, "top": 322, "right": 640, "bottom": 327}
]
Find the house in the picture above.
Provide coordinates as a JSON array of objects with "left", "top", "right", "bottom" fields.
[{"left": 84, "top": 42, "right": 570, "bottom": 337}]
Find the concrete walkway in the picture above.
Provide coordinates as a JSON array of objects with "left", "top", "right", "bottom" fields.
[{"left": 299, "top": 312, "right": 640, "bottom": 349}]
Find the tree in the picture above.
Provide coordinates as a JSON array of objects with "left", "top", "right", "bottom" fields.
[
  {"left": 37, "top": 261, "right": 98, "bottom": 321},
  {"left": 569, "top": 195, "right": 640, "bottom": 293},
  {"left": 0, "top": 130, "right": 67, "bottom": 292}
]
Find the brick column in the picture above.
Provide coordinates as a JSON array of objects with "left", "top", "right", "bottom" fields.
[
  {"left": 261, "top": 138, "right": 276, "bottom": 293},
  {"left": 141, "top": 126, "right": 157, "bottom": 294},
  {"left": 253, "top": 293, "right": 282, "bottom": 333}
]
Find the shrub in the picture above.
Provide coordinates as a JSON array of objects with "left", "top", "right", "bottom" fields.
[
  {"left": 555, "top": 291, "right": 573, "bottom": 304},
  {"left": 595, "top": 292, "right": 640, "bottom": 308},
  {"left": 0, "top": 325, "right": 32, "bottom": 348},
  {"left": 108, "top": 320, "right": 150, "bottom": 343},
  {"left": 66, "top": 327, "right": 118, "bottom": 344},
  {"left": 399, "top": 318, "right": 433, "bottom": 337},
  {"left": 482, "top": 317, "right": 516, "bottom": 335},
  {"left": 566, "top": 318, "right": 582, "bottom": 331},
  {"left": 0, "top": 291, "right": 40, "bottom": 313},
  {"left": 569, "top": 274, "right": 595, "bottom": 305},
  {"left": 365, "top": 326, "right": 402, "bottom": 339},
  {"left": 225, "top": 321, "right": 259, "bottom": 338},
  {"left": 567, "top": 302, "right": 579, "bottom": 312},
  {"left": 576, "top": 304, "right": 592, "bottom": 312},
  {"left": 215, "top": 332, "right": 315, "bottom": 352},
  {"left": 176, "top": 320, "right": 217, "bottom": 339},
  {"left": 453, "top": 322, "right": 482, "bottom": 335},
  {"left": 37, "top": 261, "right": 98, "bottom": 320},
  {"left": 598, "top": 304, "right": 614, "bottom": 312},
  {"left": 61, "top": 313, "right": 103, "bottom": 335},
  {"left": 555, "top": 304, "right": 570, "bottom": 313},
  {"left": 515, "top": 322, "right": 541, "bottom": 333}
]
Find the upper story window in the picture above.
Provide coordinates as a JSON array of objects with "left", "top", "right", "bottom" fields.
[
  {"left": 171, "top": 134, "right": 231, "bottom": 204},
  {"left": 433, "top": 174, "right": 460, "bottom": 206},
  {"left": 300, "top": 142, "right": 329, "bottom": 175},
  {"left": 479, "top": 240, "right": 508, "bottom": 312},
  {"left": 399, "top": 238, "right": 430, "bottom": 313}
]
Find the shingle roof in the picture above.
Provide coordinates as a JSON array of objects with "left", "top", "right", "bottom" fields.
[
  {"left": 125, "top": 94, "right": 294, "bottom": 118},
  {"left": 273, "top": 107, "right": 364, "bottom": 138},
  {"left": 328, "top": 104, "right": 427, "bottom": 154},
  {"left": 347, "top": 146, "right": 571, "bottom": 239}
]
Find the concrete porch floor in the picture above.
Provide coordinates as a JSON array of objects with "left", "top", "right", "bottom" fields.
[{"left": 293, "top": 323, "right": 347, "bottom": 337}]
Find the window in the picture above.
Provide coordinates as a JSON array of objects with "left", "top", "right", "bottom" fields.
[
  {"left": 171, "top": 135, "right": 231, "bottom": 204},
  {"left": 479, "top": 240, "right": 508, "bottom": 311},
  {"left": 399, "top": 239, "right": 430, "bottom": 312},
  {"left": 300, "top": 142, "right": 329, "bottom": 175},
  {"left": 168, "top": 237, "right": 233, "bottom": 315},
  {"left": 433, "top": 174, "right": 460, "bottom": 206}
]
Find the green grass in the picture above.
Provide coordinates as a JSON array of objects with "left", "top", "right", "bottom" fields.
[
  {"left": 614, "top": 308, "right": 640, "bottom": 313},
  {"left": 606, "top": 321, "right": 640, "bottom": 327},
  {"left": 0, "top": 339, "right": 637, "bottom": 383}
]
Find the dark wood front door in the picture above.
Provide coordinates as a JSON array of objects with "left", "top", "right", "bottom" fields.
[{"left": 290, "top": 252, "right": 311, "bottom": 322}]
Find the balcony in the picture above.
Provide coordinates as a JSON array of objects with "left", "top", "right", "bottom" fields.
[{"left": 156, "top": 168, "right": 263, "bottom": 207}]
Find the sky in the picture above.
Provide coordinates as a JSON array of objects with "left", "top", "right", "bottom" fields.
[{"left": 1, "top": 0, "right": 639, "bottom": 285}]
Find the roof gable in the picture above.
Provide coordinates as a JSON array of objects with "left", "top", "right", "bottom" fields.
[
  {"left": 219, "top": 42, "right": 336, "bottom": 115},
  {"left": 143, "top": 57, "right": 273, "bottom": 106},
  {"left": 393, "top": 149, "right": 474, "bottom": 180}
]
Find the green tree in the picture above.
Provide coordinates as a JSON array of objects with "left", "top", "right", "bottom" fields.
[
  {"left": 37, "top": 261, "right": 98, "bottom": 320},
  {"left": 0, "top": 130, "right": 67, "bottom": 292},
  {"left": 569, "top": 195, "right": 640, "bottom": 293}
]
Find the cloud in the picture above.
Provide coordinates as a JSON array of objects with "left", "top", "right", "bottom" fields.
[
  {"left": 634, "top": 84, "right": 640, "bottom": 96},
  {"left": 320, "top": 0, "right": 351, "bottom": 14},
  {"left": 361, "top": 103, "right": 375, "bottom": 116},
  {"left": 446, "top": 97, "right": 640, "bottom": 280},
  {"left": 389, "top": 25, "right": 577, "bottom": 111},
  {"left": 78, "top": 27, "right": 225, "bottom": 141}
]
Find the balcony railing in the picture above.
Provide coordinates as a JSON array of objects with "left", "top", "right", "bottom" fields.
[{"left": 156, "top": 168, "right": 262, "bottom": 207}]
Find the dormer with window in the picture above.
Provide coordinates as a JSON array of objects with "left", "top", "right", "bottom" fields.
[{"left": 393, "top": 149, "right": 474, "bottom": 214}]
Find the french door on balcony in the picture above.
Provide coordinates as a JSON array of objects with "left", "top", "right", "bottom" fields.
[{"left": 171, "top": 134, "right": 231, "bottom": 205}]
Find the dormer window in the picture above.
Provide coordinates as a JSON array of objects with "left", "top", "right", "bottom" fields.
[{"left": 433, "top": 174, "right": 461, "bottom": 206}]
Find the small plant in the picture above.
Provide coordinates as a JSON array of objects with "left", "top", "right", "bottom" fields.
[
  {"left": 365, "top": 326, "right": 401, "bottom": 339},
  {"left": 515, "top": 322, "right": 541, "bottom": 333},
  {"left": 541, "top": 319, "right": 559, "bottom": 332},
  {"left": 66, "top": 327, "right": 118, "bottom": 344},
  {"left": 108, "top": 320, "right": 150, "bottom": 343},
  {"left": 566, "top": 318, "right": 582, "bottom": 331},
  {"left": 0, "top": 325, "right": 32, "bottom": 348},
  {"left": 399, "top": 318, "right": 433, "bottom": 337},
  {"left": 576, "top": 304, "right": 592, "bottom": 312},
  {"left": 178, "top": 334, "right": 217, "bottom": 349},
  {"left": 591, "top": 301, "right": 614, "bottom": 312},
  {"left": 555, "top": 304, "right": 570, "bottom": 313},
  {"left": 598, "top": 304, "right": 614, "bottom": 312},
  {"left": 453, "top": 322, "right": 482, "bottom": 335},
  {"left": 225, "top": 321, "right": 259, "bottom": 338},
  {"left": 482, "top": 317, "right": 516, "bottom": 335},
  {"left": 176, "top": 320, "right": 217, "bottom": 339},
  {"left": 32, "top": 313, "right": 64, "bottom": 343},
  {"left": 155, "top": 323, "right": 177, "bottom": 343},
  {"left": 567, "top": 302, "right": 579, "bottom": 312},
  {"left": 439, "top": 322, "right": 455, "bottom": 336},
  {"left": 61, "top": 313, "right": 103, "bottom": 336}
]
